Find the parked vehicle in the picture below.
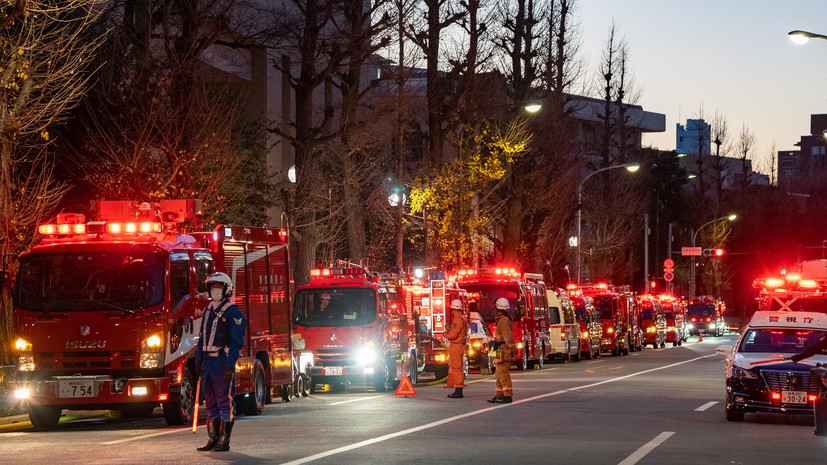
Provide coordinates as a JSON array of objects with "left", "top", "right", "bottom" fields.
[
  {"left": 687, "top": 296, "right": 725, "bottom": 336},
  {"left": 639, "top": 296, "right": 667, "bottom": 349},
  {"left": 572, "top": 295, "right": 601, "bottom": 359},
  {"left": 547, "top": 289, "right": 582, "bottom": 362},
  {"left": 10, "top": 200, "right": 296, "bottom": 430},
  {"left": 467, "top": 312, "right": 495, "bottom": 374}
]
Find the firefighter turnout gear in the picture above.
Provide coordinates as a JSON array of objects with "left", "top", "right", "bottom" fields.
[
  {"left": 195, "top": 289, "right": 247, "bottom": 452},
  {"left": 489, "top": 303, "right": 516, "bottom": 403},
  {"left": 445, "top": 301, "right": 469, "bottom": 398}
]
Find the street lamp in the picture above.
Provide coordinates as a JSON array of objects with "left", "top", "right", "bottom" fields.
[
  {"left": 576, "top": 162, "right": 640, "bottom": 284},
  {"left": 789, "top": 30, "right": 827, "bottom": 45},
  {"left": 689, "top": 214, "right": 736, "bottom": 299},
  {"left": 649, "top": 174, "right": 697, "bottom": 294}
]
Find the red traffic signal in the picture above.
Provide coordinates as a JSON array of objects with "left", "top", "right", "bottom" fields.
[{"left": 702, "top": 248, "right": 725, "bottom": 257}]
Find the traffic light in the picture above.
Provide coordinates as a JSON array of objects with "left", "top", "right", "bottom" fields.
[{"left": 702, "top": 248, "right": 725, "bottom": 257}]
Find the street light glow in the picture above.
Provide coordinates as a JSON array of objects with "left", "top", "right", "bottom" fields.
[
  {"left": 728, "top": 214, "right": 737, "bottom": 221},
  {"left": 687, "top": 174, "right": 697, "bottom": 179},
  {"left": 626, "top": 164, "right": 640, "bottom": 172},
  {"left": 523, "top": 100, "right": 543, "bottom": 113}
]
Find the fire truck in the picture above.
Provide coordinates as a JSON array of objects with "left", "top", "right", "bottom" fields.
[
  {"left": 455, "top": 268, "right": 550, "bottom": 370},
  {"left": 576, "top": 283, "right": 637, "bottom": 356},
  {"left": 687, "top": 296, "right": 725, "bottom": 336},
  {"left": 659, "top": 295, "right": 686, "bottom": 346},
  {"left": 638, "top": 295, "right": 667, "bottom": 349},
  {"left": 400, "top": 274, "right": 470, "bottom": 382},
  {"left": 291, "top": 266, "right": 414, "bottom": 392},
  {"left": 10, "top": 200, "right": 297, "bottom": 430}
]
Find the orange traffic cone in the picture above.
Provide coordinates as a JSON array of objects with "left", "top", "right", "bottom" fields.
[{"left": 698, "top": 332, "right": 703, "bottom": 342}]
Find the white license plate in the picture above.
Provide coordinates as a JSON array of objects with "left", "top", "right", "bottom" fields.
[
  {"left": 324, "top": 367, "right": 342, "bottom": 376},
  {"left": 58, "top": 379, "right": 96, "bottom": 398},
  {"left": 782, "top": 390, "right": 808, "bottom": 404}
]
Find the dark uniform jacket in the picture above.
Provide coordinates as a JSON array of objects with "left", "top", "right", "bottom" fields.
[{"left": 195, "top": 300, "right": 247, "bottom": 369}]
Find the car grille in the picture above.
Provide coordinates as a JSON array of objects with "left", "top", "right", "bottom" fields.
[{"left": 760, "top": 369, "right": 818, "bottom": 391}]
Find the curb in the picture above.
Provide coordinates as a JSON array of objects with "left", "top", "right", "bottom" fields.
[{"left": 0, "top": 410, "right": 111, "bottom": 430}]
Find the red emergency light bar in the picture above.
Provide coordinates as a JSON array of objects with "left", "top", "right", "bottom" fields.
[
  {"left": 752, "top": 277, "right": 827, "bottom": 292},
  {"left": 310, "top": 267, "right": 371, "bottom": 279}
]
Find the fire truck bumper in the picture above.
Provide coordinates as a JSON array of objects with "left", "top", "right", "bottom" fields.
[
  {"left": 10, "top": 376, "right": 171, "bottom": 409},
  {"left": 310, "top": 365, "right": 375, "bottom": 379}
]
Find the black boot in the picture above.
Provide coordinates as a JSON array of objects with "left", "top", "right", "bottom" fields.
[
  {"left": 447, "top": 388, "right": 463, "bottom": 398},
  {"left": 196, "top": 420, "right": 220, "bottom": 451},
  {"left": 212, "top": 421, "right": 234, "bottom": 452}
]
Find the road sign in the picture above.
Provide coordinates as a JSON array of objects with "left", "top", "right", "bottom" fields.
[
  {"left": 681, "top": 247, "right": 702, "bottom": 256},
  {"left": 663, "top": 259, "right": 675, "bottom": 268},
  {"left": 664, "top": 271, "right": 675, "bottom": 282}
]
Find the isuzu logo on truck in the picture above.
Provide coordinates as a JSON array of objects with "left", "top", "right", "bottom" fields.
[{"left": 66, "top": 340, "right": 106, "bottom": 349}]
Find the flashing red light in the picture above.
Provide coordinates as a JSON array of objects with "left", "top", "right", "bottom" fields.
[
  {"left": 650, "top": 280, "right": 657, "bottom": 289},
  {"left": 810, "top": 394, "right": 818, "bottom": 402},
  {"left": 799, "top": 279, "right": 818, "bottom": 289},
  {"left": 771, "top": 392, "right": 781, "bottom": 401},
  {"left": 597, "top": 283, "right": 608, "bottom": 289},
  {"left": 786, "top": 274, "right": 801, "bottom": 281},
  {"left": 158, "top": 394, "right": 168, "bottom": 401},
  {"left": 714, "top": 248, "right": 724, "bottom": 257},
  {"left": 690, "top": 317, "right": 697, "bottom": 322},
  {"left": 107, "top": 223, "right": 122, "bottom": 233},
  {"left": 705, "top": 317, "right": 712, "bottom": 322},
  {"left": 765, "top": 278, "right": 785, "bottom": 288},
  {"left": 38, "top": 224, "right": 56, "bottom": 235},
  {"left": 566, "top": 284, "right": 578, "bottom": 290}
]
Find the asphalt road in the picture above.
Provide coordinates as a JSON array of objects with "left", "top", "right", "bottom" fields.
[{"left": 5, "top": 335, "right": 827, "bottom": 465}]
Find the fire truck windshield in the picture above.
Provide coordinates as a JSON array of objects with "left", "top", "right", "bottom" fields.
[
  {"left": 293, "top": 288, "right": 377, "bottom": 327},
  {"left": 739, "top": 328, "right": 826, "bottom": 354},
  {"left": 688, "top": 304, "right": 716, "bottom": 318},
  {"left": 15, "top": 251, "right": 165, "bottom": 312},
  {"left": 593, "top": 297, "right": 614, "bottom": 320},
  {"left": 461, "top": 284, "right": 519, "bottom": 323}
]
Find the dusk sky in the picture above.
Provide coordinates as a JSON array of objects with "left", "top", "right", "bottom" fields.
[{"left": 578, "top": 0, "right": 827, "bottom": 174}]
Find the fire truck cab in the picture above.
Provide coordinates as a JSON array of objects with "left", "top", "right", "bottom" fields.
[
  {"left": 292, "top": 266, "right": 411, "bottom": 392},
  {"left": 456, "top": 268, "right": 551, "bottom": 370},
  {"left": 583, "top": 284, "right": 634, "bottom": 356},
  {"left": 10, "top": 200, "right": 295, "bottom": 430},
  {"left": 638, "top": 295, "right": 667, "bottom": 349},
  {"left": 687, "top": 296, "right": 725, "bottom": 336},
  {"left": 660, "top": 296, "right": 686, "bottom": 346}
]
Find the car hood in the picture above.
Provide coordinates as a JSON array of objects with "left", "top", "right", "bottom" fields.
[{"left": 733, "top": 352, "right": 827, "bottom": 370}]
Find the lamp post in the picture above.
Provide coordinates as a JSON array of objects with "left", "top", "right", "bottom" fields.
[
  {"left": 576, "top": 162, "right": 640, "bottom": 284},
  {"left": 689, "top": 213, "right": 736, "bottom": 299},
  {"left": 648, "top": 174, "right": 697, "bottom": 294}
]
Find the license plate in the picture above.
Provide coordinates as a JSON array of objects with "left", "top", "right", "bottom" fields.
[
  {"left": 782, "top": 390, "right": 808, "bottom": 404},
  {"left": 325, "top": 367, "right": 342, "bottom": 376},
  {"left": 58, "top": 378, "right": 96, "bottom": 398}
]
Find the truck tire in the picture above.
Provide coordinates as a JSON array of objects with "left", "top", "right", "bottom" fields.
[
  {"left": 29, "top": 404, "right": 61, "bottom": 431},
  {"left": 163, "top": 366, "right": 196, "bottom": 426},
  {"left": 238, "top": 360, "right": 266, "bottom": 415},
  {"left": 373, "top": 358, "right": 390, "bottom": 392},
  {"left": 481, "top": 352, "right": 492, "bottom": 375},
  {"left": 296, "top": 373, "right": 310, "bottom": 397},
  {"left": 519, "top": 348, "right": 529, "bottom": 371},
  {"left": 408, "top": 350, "right": 419, "bottom": 384}
]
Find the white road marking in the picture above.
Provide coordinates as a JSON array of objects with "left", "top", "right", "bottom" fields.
[
  {"left": 99, "top": 428, "right": 186, "bottom": 445},
  {"left": 617, "top": 431, "right": 675, "bottom": 465},
  {"left": 585, "top": 360, "right": 604, "bottom": 364},
  {"left": 694, "top": 401, "right": 718, "bottom": 411},
  {"left": 328, "top": 396, "right": 382, "bottom": 406},
  {"left": 280, "top": 354, "right": 714, "bottom": 465}
]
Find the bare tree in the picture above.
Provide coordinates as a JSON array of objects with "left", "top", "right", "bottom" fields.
[
  {"left": 0, "top": 0, "right": 105, "bottom": 364},
  {"left": 737, "top": 123, "right": 756, "bottom": 189}
]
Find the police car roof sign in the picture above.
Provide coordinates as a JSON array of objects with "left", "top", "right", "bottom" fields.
[{"left": 748, "top": 311, "right": 827, "bottom": 330}]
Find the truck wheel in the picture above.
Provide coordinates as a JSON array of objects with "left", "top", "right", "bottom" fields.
[
  {"left": 239, "top": 360, "right": 266, "bottom": 415},
  {"left": 537, "top": 352, "right": 546, "bottom": 368},
  {"left": 519, "top": 348, "right": 529, "bottom": 371},
  {"left": 29, "top": 404, "right": 61, "bottom": 431},
  {"left": 293, "top": 374, "right": 307, "bottom": 398},
  {"left": 373, "top": 359, "right": 390, "bottom": 392},
  {"left": 298, "top": 374, "right": 310, "bottom": 397},
  {"left": 481, "top": 353, "right": 492, "bottom": 375},
  {"left": 408, "top": 351, "right": 419, "bottom": 384},
  {"left": 163, "top": 366, "right": 196, "bottom": 426}
]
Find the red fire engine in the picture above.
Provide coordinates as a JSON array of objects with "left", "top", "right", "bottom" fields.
[
  {"left": 291, "top": 266, "right": 413, "bottom": 392},
  {"left": 10, "top": 200, "right": 296, "bottom": 430},
  {"left": 658, "top": 295, "right": 686, "bottom": 346},
  {"left": 574, "top": 283, "right": 638, "bottom": 356},
  {"left": 454, "top": 268, "right": 550, "bottom": 370},
  {"left": 400, "top": 272, "right": 470, "bottom": 382}
]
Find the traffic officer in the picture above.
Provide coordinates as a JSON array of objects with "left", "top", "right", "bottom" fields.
[
  {"left": 789, "top": 332, "right": 827, "bottom": 363},
  {"left": 444, "top": 299, "right": 469, "bottom": 398},
  {"left": 488, "top": 298, "right": 516, "bottom": 403},
  {"left": 195, "top": 272, "right": 246, "bottom": 452}
]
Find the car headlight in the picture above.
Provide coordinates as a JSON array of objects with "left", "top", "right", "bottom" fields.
[
  {"left": 731, "top": 366, "right": 758, "bottom": 380},
  {"left": 356, "top": 342, "right": 377, "bottom": 364}
]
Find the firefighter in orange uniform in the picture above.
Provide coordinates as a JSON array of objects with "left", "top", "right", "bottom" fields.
[
  {"left": 445, "top": 299, "right": 469, "bottom": 398},
  {"left": 488, "top": 298, "right": 516, "bottom": 403}
]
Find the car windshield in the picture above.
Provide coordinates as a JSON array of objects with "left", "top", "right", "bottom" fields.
[
  {"left": 664, "top": 311, "right": 675, "bottom": 319},
  {"left": 593, "top": 296, "right": 614, "bottom": 319},
  {"left": 293, "top": 288, "right": 377, "bottom": 327},
  {"left": 463, "top": 284, "right": 520, "bottom": 323},
  {"left": 739, "top": 328, "right": 826, "bottom": 354},
  {"left": 15, "top": 251, "right": 165, "bottom": 312},
  {"left": 688, "top": 304, "right": 716, "bottom": 317},
  {"left": 640, "top": 307, "right": 654, "bottom": 320}
]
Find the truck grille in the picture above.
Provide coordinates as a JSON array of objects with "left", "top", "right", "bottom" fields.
[
  {"left": 36, "top": 350, "right": 138, "bottom": 370},
  {"left": 315, "top": 349, "right": 352, "bottom": 365},
  {"left": 760, "top": 369, "right": 817, "bottom": 391}
]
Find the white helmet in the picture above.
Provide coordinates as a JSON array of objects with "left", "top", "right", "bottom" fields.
[
  {"left": 495, "top": 298, "right": 510, "bottom": 310},
  {"left": 206, "top": 272, "right": 233, "bottom": 299},
  {"left": 450, "top": 299, "right": 463, "bottom": 310}
]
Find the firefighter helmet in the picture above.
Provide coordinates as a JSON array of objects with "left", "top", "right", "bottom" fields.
[
  {"left": 206, "top": 272, "right": 233, "bottom": 299},
  {"left": 450, "top": 299, "right": 463, "bottom": 310},
  {"left": 495, "top": 298, "right": 510, "bottom": 310}
]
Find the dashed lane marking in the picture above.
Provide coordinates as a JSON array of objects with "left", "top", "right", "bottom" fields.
[
  {"left": 100, "top": 428, "right": 185, "bottom": 445},
  {"left": 617, "top": 431, "right": 675, "bottom": 465},
  {"left": 694, "top": 401, "right": 718, "bottom": 412},
  {"left": 280, "top": 355, "right": 714, "bottom": 465},
  {"left": 327, "top": 396, "right": 382, "bottom": 406}
]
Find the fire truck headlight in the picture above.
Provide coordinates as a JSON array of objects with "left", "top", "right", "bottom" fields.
[
  {"left": 300, "top": 351, "right": 314, "bottom": 370},
  {"left": 357, "top": 344, "right": 377, "bottom": 364},
  {"left": 140, "top": 352, "right": 162, "bottom": 369},
  {"left": 15, "top": 338, "right": 32, "bottom": 351},
  {"left": 516, "top": 342, "right": 523, "bottom": 349},
  {"left": 142, "top": 334, "right": 163, "bottom": 352},
  {"left": 607, "top": 327, "right": 614, "bottom": 334},
  {"left": 687, "top": 323, "right": 695, "bottom": 330},
  {"left": 14, "top": 388, "right": 30, "bottom": 399}
]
